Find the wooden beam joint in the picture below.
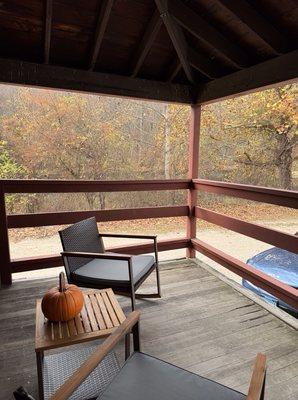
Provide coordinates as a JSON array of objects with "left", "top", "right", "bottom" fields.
[{"left": 155, "top": 0, "right": 194, "bottom": 83}]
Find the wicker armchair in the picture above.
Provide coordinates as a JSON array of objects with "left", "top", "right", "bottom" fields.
[
  {"left": 48, "top": 312, "right": 267, "bottom": 400},
  {"left": 59, "top": 217, "right": 161, "bottom": 310}
]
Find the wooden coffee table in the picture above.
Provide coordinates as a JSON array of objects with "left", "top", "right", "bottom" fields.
[{"left": 35, "top": 288, "right": 126, "bottom": 400}]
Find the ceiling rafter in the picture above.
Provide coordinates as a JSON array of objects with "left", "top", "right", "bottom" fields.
[
  {"left": 44, "top": 0, "right": 53, "bottom": 64},
  {"left": 218, "top": 0, "right": 288, "bottom": 55},
  {"left": 167, "top": 58, "right": 181, "bottom": 82},
  {"left": 89, "top": 0, "right": 114, "bottom": 70},
  {"left": 155, "top": 0, "right": 194, "bottom": 84},
  {"left": 169, "top": 0, "right": 249, "bottom": 69},
  {"left": 130, "top": 9, "right": 163, "bottom": 77}
]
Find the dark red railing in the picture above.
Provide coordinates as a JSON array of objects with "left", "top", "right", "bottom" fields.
[
  {"left": 0, "top": 179, "right": 191, "bottom": 280},
  {"left": 194, "top": 179, "right": 298, "bottom": 209},
  {"left": 0, "top": 178, "right": 297, "bottom": 309},
  {"left": 193, "top": 179, "right": 298, "bottom": 309}
]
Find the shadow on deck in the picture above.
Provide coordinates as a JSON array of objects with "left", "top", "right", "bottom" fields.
[{"left": 0, "top": 259, "right": 297, "bottom": 400}]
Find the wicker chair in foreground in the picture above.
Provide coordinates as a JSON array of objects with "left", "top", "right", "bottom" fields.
[
  {"left": 59, "top": 217, "right": 161, "bottom": 310},
  {"left": 48, "top": 311, "right": 267, "bottom": 400}
]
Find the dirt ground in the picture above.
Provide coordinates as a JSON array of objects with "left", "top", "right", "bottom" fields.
[{"left": 11, "top": 211, "right": 298, "bottom": 284}]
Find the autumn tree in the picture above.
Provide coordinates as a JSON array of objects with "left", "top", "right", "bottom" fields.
[
  {"left": 0, "top": 140, "right": 27, "bottom": 212},
  {"left": 0, "top": 82, "right": 296, "bottom": 216},
  {"left": 200, "top": 85, "right": 297, "bottom": 190}
]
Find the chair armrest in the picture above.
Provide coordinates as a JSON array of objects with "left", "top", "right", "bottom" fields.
[
  {"left": 99, "top": 233, "right": 157, "bottom": 240},
  {"left": 61, "top": 251, "right": 132, "bottom": 261},
  {"left": 247, "top": 353, "right": 267, "bottom": 400},
  {"left": 49, "top": 311, "right": 141, "bottom": 400}
]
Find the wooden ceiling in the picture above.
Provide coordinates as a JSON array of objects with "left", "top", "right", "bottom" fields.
[{"left": 0, "top": 0, "right": 297, "bottom": 103}]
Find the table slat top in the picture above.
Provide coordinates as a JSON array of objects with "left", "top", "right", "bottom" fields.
[{"left": 35, "top": 288, "right": 126, "bottom": 351}]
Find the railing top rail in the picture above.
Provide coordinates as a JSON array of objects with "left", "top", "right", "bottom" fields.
[
  {"left": 194, "top": 179, "right": 298, "bottom": 198},
  {"left": 2, "top": 178, "right": 297, "bottom": 198},
  {"left": 0, "top": 178, "right": 191, "bottom": 185},
  {"left": 0, "top": 179, "right": 191, "bottom": 193}
]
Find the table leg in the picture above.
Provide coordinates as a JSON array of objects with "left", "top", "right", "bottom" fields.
[
  {"left": 125, "top": 334, "right": 130, "bottom": 360},
  {"left": 36, "top": 351, "right": 44, "bottom": 400}
]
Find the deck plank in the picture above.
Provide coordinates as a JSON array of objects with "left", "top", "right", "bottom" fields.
[{"left": 0, "top": 259, "right": 297, "bottom": 400}]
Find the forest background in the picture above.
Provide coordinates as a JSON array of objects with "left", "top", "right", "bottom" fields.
[{"left": 0, "top": 83, "right": 297, "bottom": 242}]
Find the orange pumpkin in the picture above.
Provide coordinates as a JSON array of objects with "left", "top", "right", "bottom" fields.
[{"left": 41, "top": 272, "right": 84, "bottom": 322}]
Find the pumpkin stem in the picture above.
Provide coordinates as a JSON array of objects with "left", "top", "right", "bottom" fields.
[{"left": 59, "top": 272, "right": 66, "bottom": 292}]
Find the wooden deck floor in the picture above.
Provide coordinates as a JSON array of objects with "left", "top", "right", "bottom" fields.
[{"left": 0, "top": 259, "right": 297, "bottom": 400}]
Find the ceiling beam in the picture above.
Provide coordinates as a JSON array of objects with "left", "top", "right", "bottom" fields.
[
  {"left": 89, "top": 0, "right": 114, "bottom": 70},
  {"left": 196, "top": 50, "right": 298, "bottom": 104},
  {"left": 0, "top": 58, "right": 194, "bottom": 104},
  {"left": 155, "top": 0, "right": 194, "bottom": 83},
  {"left": 130, "top": 9, "right": 162, "bottom": 77},
  {"left": 44, "top": 0, "right": 53, "bottom": 64},
  {"left": 167, "top": 58, "right": 181, "bottom": 82},
  {"left": 218, "top": 0, "right": 288, "bottom": 55},
  {"left": 169, "top": 0, "right": 249, "bottom": 69}
]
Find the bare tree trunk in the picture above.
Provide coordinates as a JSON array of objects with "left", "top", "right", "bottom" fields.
[
  {"left": 85, "top": 193, "right": 97, "bottom": 209},
  {"left": 277, "top": 142, "right": 293, "bottom": 190},
  {"left": 98, "top": 193, "right": 106, "bottom": 210},
  {"left": 84, "top": 193, "right": 106, "bottom": 210},
  {"left": 276, "top": 132, "right": 294, "bottom": 190},
  {"left": 26, "top": 194, "right": 41, "bottom": 213}
]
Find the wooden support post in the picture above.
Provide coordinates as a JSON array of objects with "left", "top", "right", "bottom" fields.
[
  {"left": 186, "top": 104, "right": 201, "bottom": 258},
  {"left": 0, "top": 187, "right": 12, "bottom": 285}
]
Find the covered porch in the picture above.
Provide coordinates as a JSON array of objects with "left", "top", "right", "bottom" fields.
[{"left": 0, "top": 1, "right": 297, "bottom": 399}]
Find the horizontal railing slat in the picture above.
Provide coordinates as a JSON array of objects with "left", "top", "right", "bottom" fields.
[
  {"left": 8, "top": 206, "right": 189, "bottom": 228},
  {"left": 195, "top": 207, "right": 298, "bottom": 254},
  {"left": 194, "top": 179, "right": 298, "bottom": 209},
  {"left": 1, "top": 179, "right": 191, "bottom": 193},
  {"left": 10, "top": 238, "right": 190, "bottom": 272},
  {"left": 191, "top": 238, "right": 298, "bottom": 309},
  {"left": 2, "top": 176, "right": 297, "bottom": 303}
]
